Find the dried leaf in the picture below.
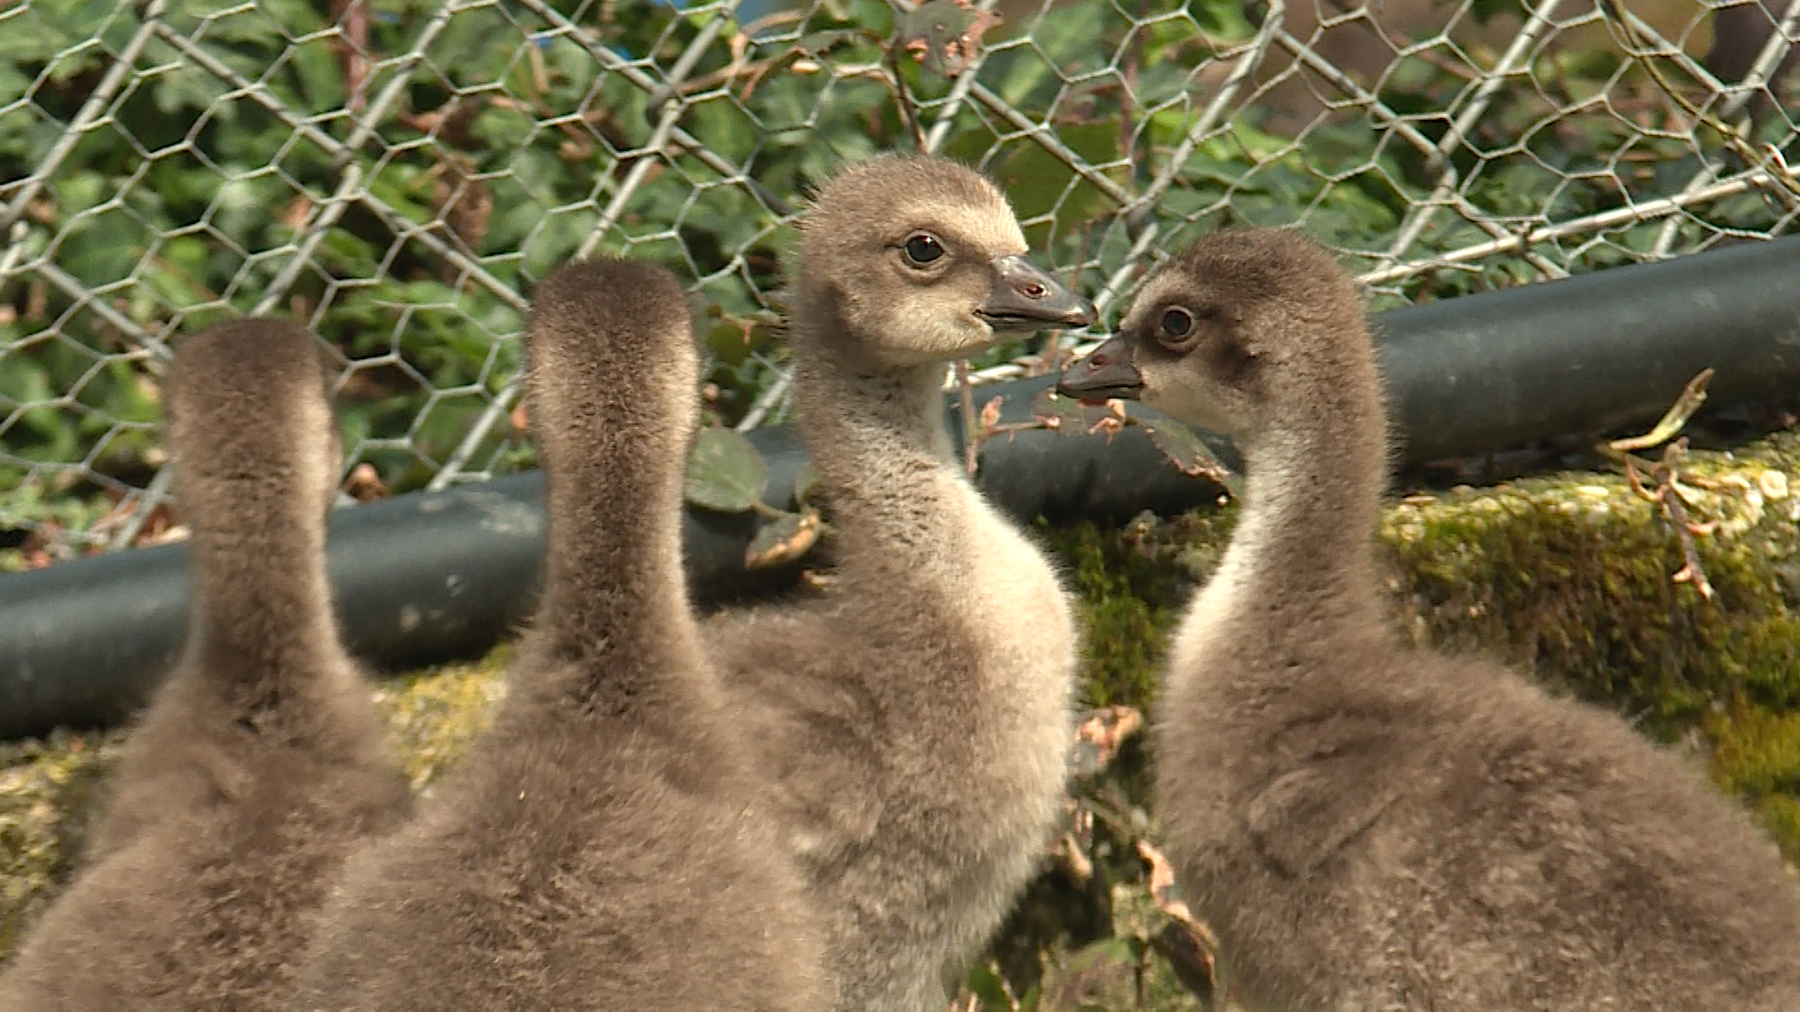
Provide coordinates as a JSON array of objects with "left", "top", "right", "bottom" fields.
[
  {"left": 1151, "top": 921, "right": 1220, "bottom": 1009},
  {"left": 1606, "top": 367, "right": 1713, "bottom": 455},
  {"left": 794, "top": 463, "right": 824, "bottom": 508},
  {"left": 1137, "top": 842, "right": 1228, "bottom": 1004},
  {"left": 978, "top": 395, "right": 1002, "bottom": 434},
  {"left": 744, "top": 508, "right": 822, "bottom": 569},
  {"left": 1088, "top": 413, "right": 1125, "bottom": 439},
  {"left": 896, "top": 0, "right": 1003, "bottom": 77},
  {"left": 429, "top": 153, "right": 491, "bottom": 252},
  {"left": 20, "top": 529, "right": 53, "bottom": 569},
  {"left": 684, "top": 426, "right": 770, "bottom": 513},
  {"left": 1068, "top": 704, "right": 1143, "bottom": 777},
  {"left": 280, "top": 197, "right": 312, "bottom": 232},
  {"left": 130, "top": 502, "right": 182, "bottom": 547},
  {"left": 342, "top": 462, "right": 390, "bottom": 502},
  {"left": 1137, "top": 838, "right": 1199, "bottom": 926}
]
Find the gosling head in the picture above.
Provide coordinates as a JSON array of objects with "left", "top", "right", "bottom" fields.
[
  {"left": 165, "top": 320, "right": 342, "bottom": 523},
  {"left": 1056, "top": 227, "right": 1369, "bottom": 443},
  {"left": 795, "top": 153, "right": 1096, "bottom": 367}
]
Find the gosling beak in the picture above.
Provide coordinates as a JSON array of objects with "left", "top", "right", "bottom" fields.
[
  {"left": 1056, "top": 335, "right": 1144, "bottom": 403},
  {"left": 977, "top": 255, "right": 1097, "bottom": 331}
]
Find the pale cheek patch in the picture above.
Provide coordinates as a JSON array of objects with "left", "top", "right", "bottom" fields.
[
  {"left": 1140, "top": 365, "right": 1218, "bottom": 432},
  {"left": 887, "top": 290, "right": 983, "bottom": 356}
]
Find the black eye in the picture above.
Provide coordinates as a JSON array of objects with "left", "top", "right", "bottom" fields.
[
  {"left": 903, "top": 233, "right": 944, "bottom": 266},
  {"left": 1160, "top": 307, "right": 1193, "bottom": 338}
]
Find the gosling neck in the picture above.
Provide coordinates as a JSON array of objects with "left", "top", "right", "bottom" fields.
[
  {"left": 788, "top": 292, "right": 962, "bottom": 552},
  {"left": 1214, "top": 379, "right": 1390, "bottom": 639},
  {"left": 533, "top": 401, "right": 697, "bottom": 706},
  {"left": 187, "top": 491, "right": 342, "bottom": 703}
]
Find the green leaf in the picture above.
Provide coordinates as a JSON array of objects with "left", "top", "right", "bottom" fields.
[
  {"left": 893, "top": 0, "right": 1002, "bottom": 78},
  {"left": 794, "top": 29, "right": 870, "bottom": 58},
  {"left": 794, "top": 463, "right": 823, "bottom": 507},
  {"left": 987, "top": 122, "right": 1122, "bottom": 240},
  {"left": 705, "top": 310, "right": 777, "bottom": 367},
  {"left": 959, "top": 961, "right": 1016, "bottom": 1011},
  {"left": 743, "top": 507, "right": 822, "bottom": 569},
  {"left": 1128, "top": 409, "right": 1240, "bottom": 494},
  {"left": 684, "top": 426, "right": 769, "bottom": 513}
]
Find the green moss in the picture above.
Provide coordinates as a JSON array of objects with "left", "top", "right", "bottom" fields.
[
  {"left": 371, "top": 645, "right": 512, "bottom": 792},
  {"left": 1385, "top": 476, "right": 1800, "bottom": 732},
  {"left": 1042, "top": 510, "right": 1233, "bottom": 710},
  {"left": 0, "top": 730, "right": 123, "bottom": 959},
  {"left": 1706, "top": 707, "right": 1800, "bottom": 796},
  {"left": 1752, "top": 795, "right": 1800, "bottom": 854}
]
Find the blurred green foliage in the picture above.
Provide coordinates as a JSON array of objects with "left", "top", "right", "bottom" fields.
[{"left": 0, "top": 0, "right": 1789, "bottom": 522}]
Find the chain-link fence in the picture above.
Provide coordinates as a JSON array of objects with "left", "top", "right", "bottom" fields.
[{"left": 2, "top": 0, "right": 1796, "bottom": 562}]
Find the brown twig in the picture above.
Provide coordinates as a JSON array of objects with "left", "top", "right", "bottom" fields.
[
  {"left": 1656, "top": 445, "right": 1716, "bottom": 602},
  {"left": 957, "top": 365, "right": 982, "bottom": 477},
  {"left": 1596, "top": 367, "right": 1723, "bottom": 602},
  {"left": 1615, "top": 438, "right": 1717, "bottom": 603},
  {"left": 1121, "top": 0, "right": 1149, "bottom": 184},
  {"left": 885, "top": 39, "right": 927, "bottom": 151},
  {"left": 1607, "top": 367, "right": 1713, "bottom": 455},
  {"left": 332, "top": 0, "right": 370, "bottom": 114}
]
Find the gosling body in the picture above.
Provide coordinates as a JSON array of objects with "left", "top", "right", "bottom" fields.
[
  {"left": 289, "top": 259, "right": 827, "bottom": 1012},
  {"left": 1059, "top": 227, "right": 1800, "bottom": 1011},
  {"left": 0, "top": 321, "right": 410, "bottom": 1012},
  {"left": 705, "top": 153, "right": 1095, "bottom": 1012}
]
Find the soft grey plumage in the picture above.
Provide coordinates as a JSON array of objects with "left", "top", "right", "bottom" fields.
[
  {"left": 1058, "top": 226, "right": 1800, "bottom": 1011},
  {"left": 703, "top": 153, "right": 1098, "bottom": 1012},
  {"left": 288, "top": 258, "right": 829, "bottom": 1012},
  {"left": 0, "top": 320, "right": 411, "bottom": 1012}
]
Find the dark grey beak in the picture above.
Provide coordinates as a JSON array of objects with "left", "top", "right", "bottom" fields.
[
  {"left": 977, "top": 255, "right": 1097, "bottom": 331},
  {"left": 1056, "top": 335, "right": 1144, "bottom": 402}
]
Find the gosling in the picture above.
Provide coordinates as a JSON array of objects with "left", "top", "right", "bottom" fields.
[
  {"left": 704, "top": 153, "right": 1096, "bottom": 1011},
  {"left": 0, "top": 320, "right": 410, "bottom": 1012},
  {"left": 1058, "top": 226, "right": 1800, "bottom": 1011},
  {"left": 288, "top": 258, "right": 828, "bottom": 1012}
]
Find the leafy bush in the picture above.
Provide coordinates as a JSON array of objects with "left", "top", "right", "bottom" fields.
[{"left": 1, "top": 0, "right": 1791, "bottom": 530}]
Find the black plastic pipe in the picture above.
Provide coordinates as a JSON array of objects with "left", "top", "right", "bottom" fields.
[
  {"left": 0, "top": 428, "right": 816, "bottom": 740},
  {"left": 1375, "top": 235, "right": 1800, "bottom": 462},
  {"left": 3, "top": 233, "right": 1798, "bottom": 739}
]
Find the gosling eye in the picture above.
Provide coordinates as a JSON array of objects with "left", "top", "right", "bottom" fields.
[
  {"left": 902, "top": 233, "right": 945, "bottom": 267},
  {"left": 1160, "top": 307, "right": 1194, "bottom": 339}
]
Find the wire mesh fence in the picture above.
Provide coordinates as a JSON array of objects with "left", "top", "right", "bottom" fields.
[{"left": 1, "top": 0, "right": 1796, "bottom": 563}]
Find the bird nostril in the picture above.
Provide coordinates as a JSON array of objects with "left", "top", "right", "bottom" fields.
[
  {"left": 1090, "top": 352, "right": 1110, "bottom": 367},
  {"left": 1022, "top": 282, "right": 1046, "bottom": 299}
]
